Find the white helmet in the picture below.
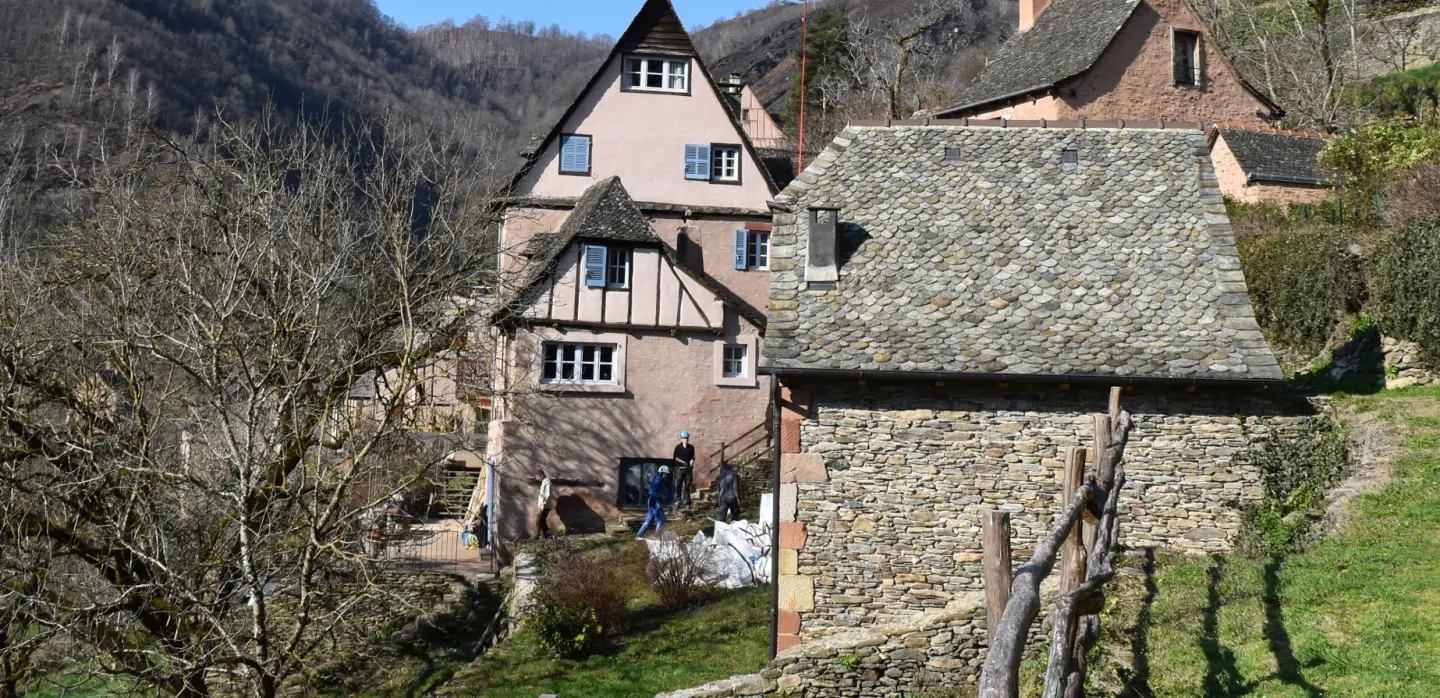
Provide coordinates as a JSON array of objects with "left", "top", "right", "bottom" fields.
[{"left": 658, "top": 465, "right": 671, "bottom": 475}]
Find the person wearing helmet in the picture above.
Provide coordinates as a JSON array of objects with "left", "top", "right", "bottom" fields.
[
  {"left": 672, "top": 430, "right": 696, "bottom": 509},
  {"left": 636, "top": 464, "right": 672, "bottom": 538}
]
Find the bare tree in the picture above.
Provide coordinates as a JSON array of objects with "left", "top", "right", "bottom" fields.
[
  {"left": 0, "top": 111, "right": 508, "bottom": 698},
  {"left": 1199, "top": 0, "right": 1374, "bottom": 131}
]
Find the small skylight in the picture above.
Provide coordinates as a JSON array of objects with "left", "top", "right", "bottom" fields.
[
  {"left": 1062, "top": 149, "right": 1079, "bottom": 165},
  {"left": 944, "top": 148, "right": 963, "bottom": 163}
]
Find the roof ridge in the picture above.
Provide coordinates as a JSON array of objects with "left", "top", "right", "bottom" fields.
[{"left": 848, "top": 118, "right": 1205, "bottom": 131}]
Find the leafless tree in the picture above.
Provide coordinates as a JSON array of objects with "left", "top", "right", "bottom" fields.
[
  {"left": 1199, "top": 0, "right": 1373, "bottom": 131},
  {"left": 0, "top": 110, "right": 510, "bottom": 698}
]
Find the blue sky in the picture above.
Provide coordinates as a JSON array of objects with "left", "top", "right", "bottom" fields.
[{"left": 375, "top": 0, "right": 778, "bottom": 36}]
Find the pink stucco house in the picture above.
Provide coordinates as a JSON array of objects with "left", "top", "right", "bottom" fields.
[
  {"left": 483, "top": 0, "right": 780, "bottom": 544},
  {"left": 922, "top": 0, "right": 1333, "bottom": 204}
]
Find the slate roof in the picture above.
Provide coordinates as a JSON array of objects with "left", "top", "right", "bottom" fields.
[
  {"left": 933, "top": 0, "right": 1140, "bottom": 117},
  {"left": 511, "top": 177, "right": 660, "bottom": 301},
  {"left": 1215, "top": 126, "right": 1334, "bottom": 184},
  {"left": 761, "top": 125, "right": 1283, "bottom": 384},
  {"left": 926, "top": 0, "right": 1282, "bottom": 119}
]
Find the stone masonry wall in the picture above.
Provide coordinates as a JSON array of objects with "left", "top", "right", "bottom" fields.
[
  {"left": 1384, "top": 337, "right": 1435, "bottom": 390},
  {"left": 655, "top": 595, "right": 989, "bottom": 698},
  {"left": 780, "top": 382, "right": 1316, "bottom": 637}
]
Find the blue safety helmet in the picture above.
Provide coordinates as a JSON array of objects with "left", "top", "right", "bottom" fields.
[{"left": 680, "top": 431, "right": 690, "bottom": 438}]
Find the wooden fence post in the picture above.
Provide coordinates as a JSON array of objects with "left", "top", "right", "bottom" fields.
[
  {"left": 982, "top": 509, "right": 1013, "bottom": 646},
  {"left": 1059, "top": 446, "right": 1089, "bottom": 597}
]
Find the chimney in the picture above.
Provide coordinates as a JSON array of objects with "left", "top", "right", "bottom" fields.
[
  {"left": 806, "top": 207, "right": 839, "bottom": 289},
  {"left": 1019, "top": 0, "right": 1055, "bottom": 31},
  {"left": 724, "top": 73, "right": 744, "bottom": 96}
]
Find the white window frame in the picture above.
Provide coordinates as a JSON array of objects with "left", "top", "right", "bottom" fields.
[
  {"left": 541, "top": 342, "right": 618, "bottom": 386},
  {"left": 746, "top": 230, "right": 769, "bottom": 270},
  {"left": 1171, "top": 28, "right": 1202, "bottom": 87},
  {"left": 623, "top": 56, "right": 690, "bottom": 94},
  {"left": 606, "top": 247, "right": 631, "bottom": 289},
  {"left": 714, "top": 335, "right": 758, "bottom": 388},
  {"left": 711, "top": 145, "right": 741, "bottom": 182}
]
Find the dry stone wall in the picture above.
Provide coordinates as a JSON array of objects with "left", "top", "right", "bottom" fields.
[
  {"left": 784, "top": 382, "right": 1316, "bottom": 635},
  {"left": 1384, "top": 337, "right": 1435, "bottom": 389}
]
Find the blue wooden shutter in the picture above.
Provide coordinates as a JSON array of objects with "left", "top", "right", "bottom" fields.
[
  {"left": 560, "top": 135, "right": 590, "bottom": 173},
  {"left": 733, "top": 229, "right": 748, "bottom": 270},
  {"left": 583, "top": 245, "right": 606, "bottom": 288},
  {"left": 684, "top": 144, "right": 711, "bottom": 181}
]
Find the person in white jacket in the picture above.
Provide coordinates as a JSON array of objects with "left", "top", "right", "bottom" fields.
[{"left": 534, "top": 470, "right": 554, "bottom": 538}]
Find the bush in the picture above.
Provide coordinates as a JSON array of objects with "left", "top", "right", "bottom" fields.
[
  {"left": 647, "top": 539, "right": 716, "bottom": 610},
  {"left": 1237, "top": 226, "right": 1365, "bottom": 356},
  {"left": 1371, "top": 219, "right": 1440, "bottom": 368},
  {"left": 1242, "top": 420, "right": 1352, "bottom": 556},
  {"left": 532, "top": 593, "right": 604, "bottom": 658},
  {"left": 541, "top": 546, "right": 640, "bottom": 635},
  {"left": 1319, "top": 119, "right": 1440, "bottom": 228}
]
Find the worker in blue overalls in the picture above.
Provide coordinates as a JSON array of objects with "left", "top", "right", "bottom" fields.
[{"left": 636, "top": 464, "right": 672, "bottom": 539}]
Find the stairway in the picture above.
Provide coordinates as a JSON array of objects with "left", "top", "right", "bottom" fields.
[
  {"left": 684, "top": 450, "right": 773, "bottom": 521},
  {"left": 437, "top": 469, "right": 482, "bottom": 518}
]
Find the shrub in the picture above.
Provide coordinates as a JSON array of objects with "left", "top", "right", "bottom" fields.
[
  {"left": 541, "top": 547, "right": 639, "bottom": 635},
  {"left": 647, "top": 539, "right": 716, "bottom": 610},
  {"left": 1319, "top": 119, "right": 1440, "bottom": 227},
  {"left": 1371, "top": 219, "right": 1440, "bottom": 368},
  {"left": 1242, "top": 419, "right": 1352, "bottom": 556},
  {"left": 532, "top": 593, "right": 604, "bottom": 658},
  {"left": 1237, "top": 226, "right": 1365, "bottom": 357},
  {"left": 1385, "top": 164, "right": 1440, "bottom": 230}
]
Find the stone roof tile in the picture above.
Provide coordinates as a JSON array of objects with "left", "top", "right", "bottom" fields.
[{"left": 761, "top": 125, "right": 1283, "bottom": 384}]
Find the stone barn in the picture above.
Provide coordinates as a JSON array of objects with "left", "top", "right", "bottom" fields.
[{"left": 758, "top": 122, "right": 1315, "bottom": 661}]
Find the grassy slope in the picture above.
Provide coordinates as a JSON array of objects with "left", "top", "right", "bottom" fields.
[
  {"left": 1088, "top": 387, "right": 1440, "bottom": 698},
  {"left": 350, "top": 586, "right": 769, "bottom": 698}
]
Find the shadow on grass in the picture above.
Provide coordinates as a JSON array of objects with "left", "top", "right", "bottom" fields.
[
  {"left": 1194, "top": 555, "right": 1325, "bottom": 698},
  {"left": 1262, "top": 556, "right": 1325, "bottom": 698},
  {"left": 1201, "top": 556, "right": 1251, "bottom": 697},
  {"left": 1117, "top": 548, "right": 1157, "bottom": 698}
]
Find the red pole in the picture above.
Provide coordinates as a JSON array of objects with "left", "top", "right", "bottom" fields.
[{"left": 797, "top": 0, "right": 809, "bottom": 174}]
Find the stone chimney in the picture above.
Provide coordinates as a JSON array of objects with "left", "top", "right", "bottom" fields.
[
  {"left": 1019, "top": 0, "right": 1055, "bottom": 31},
  {"left": 806, "top": 207, "right": 840, "bottom": 289},
  {"left": 723, "top": 73, "right": 744, "bottom": 96}
]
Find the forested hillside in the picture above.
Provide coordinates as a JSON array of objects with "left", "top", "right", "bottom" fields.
[{"left": 693, "top": 0, "right": 1014, "bottom": 150}]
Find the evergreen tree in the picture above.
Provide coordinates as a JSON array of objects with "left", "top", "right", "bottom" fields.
[{"left": 783, "top": 3, "right": 850, "bottom": 135}]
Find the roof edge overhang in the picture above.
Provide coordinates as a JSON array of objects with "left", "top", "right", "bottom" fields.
[
  {"left": 929, "top": 83, "right": 1058, "bottom": 119},
  {"left": 758, "top": 365, "right": 1285, "bottom": 390}
]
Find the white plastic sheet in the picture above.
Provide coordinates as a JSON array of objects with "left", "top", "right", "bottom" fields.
[{"left": 642, "top": 519, "right": 773, "bottom": 588}]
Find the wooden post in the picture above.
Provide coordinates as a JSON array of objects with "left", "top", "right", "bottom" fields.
[
  {"left": 982, "top": 509, "right": 1013, "bottom": 646},
  {"left": 1059, "top": 446, "right": 1089, "bottom": 597},
  {"left": 1108, "top": 387, "right": 1123, "bottom": 423}
]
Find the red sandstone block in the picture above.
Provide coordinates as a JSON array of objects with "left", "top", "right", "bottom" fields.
[
  {"left": 778, "top": 610, "right": 801, "bottom": 634},
  {"left": 780, "top": 522, "right": 807, "bottom": 549},
  {"left": 781, "top": 418, "right": 802, "bottom": 453},
  {"left": 777, "top": 633, "right": 802, "bottom": 652}
]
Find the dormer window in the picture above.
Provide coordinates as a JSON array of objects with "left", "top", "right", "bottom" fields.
[{"left": 624, "top": 56, "right": 689, "bottom": 94}]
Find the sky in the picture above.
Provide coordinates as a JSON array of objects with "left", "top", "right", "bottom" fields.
[{"left": 374, "top": 0, "right": 778, "bottom": 36}]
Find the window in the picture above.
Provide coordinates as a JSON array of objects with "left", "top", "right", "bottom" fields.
[
  {"left": 711, "top": 145, "right": 741, "bottom": 182},
  {"left": 944, "top": 147, "right": 964, "bottom": 163},
  {"left": 559, "top": 134, "right": 591, "bottom": 175},
  {"left": 741, "top": 108, "right": 752, "bottom": 122},
  {"left": 685, "top": 144, "right": 711, "bottom": 180},
  {"left": 618, "top": 459, "right": 668, "bottom": 509},
  {"left": 1173, "top": 30, "right": 1201, "bottom": 86},
  {"left": 624, "top": 56, "right": 689, "bottom": 93},
  {"left": 606, "top": 247, "right": 630, "bottom": 287},
  {"left": 542, "top": 342, "right": 617, "bottom": 385},
  {"left": 733, "top": 229, "right": 769, "bottom": 270},
  {"left": 583, "top": 244, "right": 630, "bottom": 289},
  {"left": 722, "top": 345, "right": 748, "bottom": 378},
  {"left": 1062, "top": 149, "right": 1079, "bottom": 165}
]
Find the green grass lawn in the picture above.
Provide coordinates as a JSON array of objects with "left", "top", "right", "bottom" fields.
[
  {"left": 348, "top": 586, "right": 769, "bottom": 698},
  {"left": 1089, "top": 388, "right": 1440, "bottom": 698}
]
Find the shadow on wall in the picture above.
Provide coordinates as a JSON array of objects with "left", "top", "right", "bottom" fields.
[
  {"left": 492, "top": 334, "right": 655, "bottom": 546},
  {"left": 554, "top": 493, "right": 610, "bottom": 534}
]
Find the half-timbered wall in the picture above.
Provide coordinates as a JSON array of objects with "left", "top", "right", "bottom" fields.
[{"left": 523, "top": 244, "right": 725, "bottom": 332}]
